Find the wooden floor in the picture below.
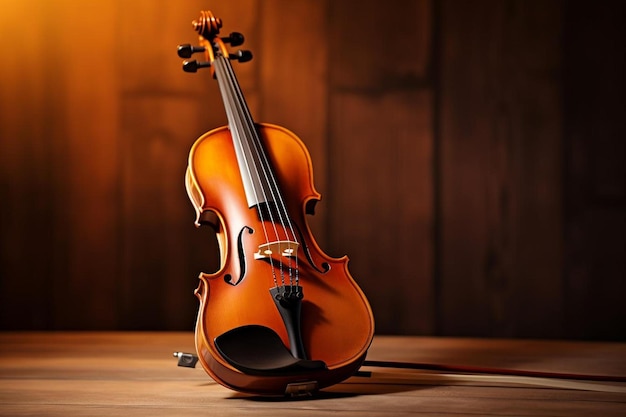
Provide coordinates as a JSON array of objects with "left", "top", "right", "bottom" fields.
[{"left": 0, "top": 332, "right": 625, "bottom": 416}]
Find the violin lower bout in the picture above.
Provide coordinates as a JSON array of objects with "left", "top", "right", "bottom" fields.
[{"left": 193, "top": 255, "right": 373, "bottom": 396}]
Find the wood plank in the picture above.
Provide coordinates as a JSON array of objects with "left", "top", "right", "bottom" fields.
[
  {"left": 329, "top": 91, "right": 434, "bottom": 335},
  {"left": 329, "top": 0, "right": 432, "bottom": 89},
  {"left": 562, "top": 1, "right": 626, "bottom": 340},
  {"left": 51, "top": 0, "right": 121, "bottom": 329},
  {"left": 0, "top": 2, "right": 57, "bottom": 329},
  {"left": 328, "top": 1, "right": 434, "bottom": 335},
  {"left": 0, "top": 0, "right": 122, "bottom": 329},
  {"left": 438, "top": 0, "right": 563, "bottom": 337}
]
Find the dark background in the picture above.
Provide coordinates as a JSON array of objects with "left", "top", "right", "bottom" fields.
[{"left": 1, "top": 0, "right": 624, "bottom": 340}]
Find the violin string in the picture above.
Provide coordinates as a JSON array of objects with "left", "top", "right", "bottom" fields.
[
  {"left": 220, "top": 55, "right": 296, "bottom": 286},
  {"left": 226, "top": 64, "right": 300, "bottom": 288},
  {"left": 220, "top": 53, "right": 301, "bottom": 289},
  {"left": 213, "top": 55, "right": 279, "bottom": 287},
  {"left": 217, "top": 54, "right": 298, "bottom": 287},
  {"left": 226, "top": 58, "right": 285, "bottom": 288}
]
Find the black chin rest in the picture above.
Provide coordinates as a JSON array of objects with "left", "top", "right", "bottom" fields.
[{"left": 214, "top": 325, "right": 327, "bottom": 376}]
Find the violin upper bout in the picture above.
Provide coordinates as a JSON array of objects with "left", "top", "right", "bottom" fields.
[{"left": 186, "top": 165, "right": 220, "bottom": 229}]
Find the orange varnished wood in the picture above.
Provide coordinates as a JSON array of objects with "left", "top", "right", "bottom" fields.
[{"left": 186, "top": 123, "right": 374, "bottom": 394}]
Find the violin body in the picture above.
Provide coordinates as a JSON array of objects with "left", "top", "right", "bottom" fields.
[
  {"left": 179, "top": 10, "right": 374, "bottom": 396},
  {"left": 186, "top": 124, "right": 374, "bottom": 394}
]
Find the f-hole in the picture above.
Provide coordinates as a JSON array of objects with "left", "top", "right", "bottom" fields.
[{"left": 224, "top": 226, "right": 254, "bottom": 286}]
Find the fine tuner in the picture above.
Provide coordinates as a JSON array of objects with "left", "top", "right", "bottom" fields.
[{"left": 177, "top": 31, "right": 252, "bottom": 73}]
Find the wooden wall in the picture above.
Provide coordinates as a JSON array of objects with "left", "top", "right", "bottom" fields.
[{"left": 0, "top": 0, "right": 623, "bottom": 340}]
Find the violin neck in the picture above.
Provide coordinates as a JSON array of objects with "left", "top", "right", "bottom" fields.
[{"left": 213, "top": 55, "right": 274, "bottom": 209}]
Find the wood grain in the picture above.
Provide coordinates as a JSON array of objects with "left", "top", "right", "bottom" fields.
[
  {"left": 0, "top": 0, "right": 623, "bottom": 340},
  {"left": 561, "top": 0, "right": 626, "bottom": 340},
  {"left": 328, "top": 0, "right": 434, "bottom": 335},
  {"left": 0, "top": 332, "right": 624, "bottom": 416},
  {"left": 437, "top": 0, "right": 563, "bottom": 338}
]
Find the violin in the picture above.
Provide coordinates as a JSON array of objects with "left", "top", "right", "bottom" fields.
[{"left": 177, "top": 10, "right": 374, "bottom": 396}]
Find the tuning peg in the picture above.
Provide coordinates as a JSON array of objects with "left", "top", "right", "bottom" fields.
[
  {"left": 223, "top": 32, "right": 244, "bottom": 47},
  {"left": 177, "top": 44, "right": 206, "bottom": 59},
  {"left": 182, "top": 60, "right": 211, "bottom": 73},
  {"left": 229, "top": 50, "right": 253, "bottom": 63}
]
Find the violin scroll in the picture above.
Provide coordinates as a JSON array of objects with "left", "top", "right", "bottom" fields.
[
  {"left": 177, "top": 11, "right": 252, "bottom": 75},
  {"left": 192, "top": 10, "right": 222, "bottom": 39}
]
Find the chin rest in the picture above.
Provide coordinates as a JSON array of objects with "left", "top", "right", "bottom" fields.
[{"left": 214, "top": 325, "right": 327, "bottom": 376}]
